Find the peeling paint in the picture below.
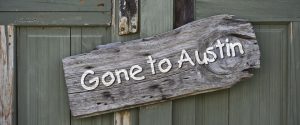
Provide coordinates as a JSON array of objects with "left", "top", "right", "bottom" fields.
[
  {"left": 119, "top": 0, "right": 138, "bottom": 35},
  {"left": 115, "top": 110, "right": 131, "bottom": 125}
]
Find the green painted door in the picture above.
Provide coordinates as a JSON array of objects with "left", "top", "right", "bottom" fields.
[
  {"left": 17, "top": 27, "right": 113, "bottom": 125},
  {"left": 171, "top": 1, "right": 300, "bottom": 125},
  {"left": 16, "top": 1, "right": 174, "bottom": 125},
  {"left": 16, "top": 0, "right": 300, "bottom": 125}
]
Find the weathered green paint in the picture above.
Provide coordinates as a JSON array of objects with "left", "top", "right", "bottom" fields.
[
  {"left": 0, "top": 12, "right": 111, "bottom": 26},
  {"left": 0, "top": 0, "right": 111, "bottom": 25},
  {"left": 17, "top": 27, "right": 114, "bottom": 125},
  {"left": 69, "top": 27, "right": 113, "bottom": 125},
  {"left": 0, "top": 0, "right": 111, "bottom": 11},
  {"left": 110, "top": 1, "right": 141, "bottom": 124},
  {"left": 17, "top": 27, "right": 71, "bottom": 125},
  {"left": 140, "top": 0, "right": 173, "bottom": 37},
  {"left": 140, "top": 102, "right": 172, "bottom": 125},
  {"left": 14, "top": 0, "right": 300, "bottom": 125},
  {"left": 196, "top": 0, "right": 300, "bottom": 21},
  {"left": 198, "top": 90, "right": 229, "bottom": 125},
  {"left": 229, "top": 24, "right": 288, "bottom": 125},
  {"left": 173, "top": 97, "right": 195, "bottom": 125},
  {"left": 138, "top": 0, "right": 173, "bottom": 125},
  {"left": 288, "top": 22, "right": 300, "bottom": 125}
]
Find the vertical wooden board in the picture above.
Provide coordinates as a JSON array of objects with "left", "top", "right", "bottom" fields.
[
  {"left": 17, "top": 27, "right": 28, "bottom": 125},
  {"left": 138, "top": 0, "right": 173, "bottom": 125},
  {"left": 195, "top": 0, "right": 300, "bottom": 21},
  {"left": 195, "top": 90, "right": 229, "bottom": 125},
  {"left": 229, "top": 24, "right": 288, "bottom": 125},
  {"left": 139, "top": 102, "right": 172, "bottom": 125},
  {"left": 0, "top": 25, "right": 15, "bottom": 125},
  {"left": 71, "top": 114, "right": 113, "bottom": 125},
  {"left": 172, "top": 1, "right": 196, "bottom": 125},
  {"left": 172, "top": 97, "right": 195, "bottom": 125},
  {"left": 17, "top": 27, "right": 71, "bottom": 125},
  {"left": 111, "top": 0, "right": 140, "bottom": 124},
  {"left": 70, "top": 27, "right": 82, "bottom": 56},
  {"left": 174, "top": 0, "right": 195, "bottom": 28},
  {"left": 0, "top": 0, "right": 111, "bottom": 12},
  {"left": 81, "top": 27, "right": 111, "bottom": 53},
  {"left": 70, "top": 27, "right": 113, "bottom": 125},
  {"left": 288, "top": 22, "right": 300, "bottom": 125},
  {"left": 111, "top": 0, "right": 140, "bottom": 42},
  {"left": 140, "top": 0, "right": 173, "bottom": 37},
  {"left": 192, "top": 41, "right": 228, "bottom": 125}
]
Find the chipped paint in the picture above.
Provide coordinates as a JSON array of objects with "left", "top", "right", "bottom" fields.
[
  {"left": 115, "top": 110, "right": 131, "bottom": 125},
  {"left": 119, "top": 0, "right": 139, "bottom": 35},
  {"left": 119, "top": 17, "right": 129, "bottom": 35}
]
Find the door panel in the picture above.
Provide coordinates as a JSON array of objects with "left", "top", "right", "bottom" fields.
[
  {"left": 17, "top": 27, "right": 114, "bottom": 125},
  {"left": 229, "top": 24, "right": 288, "bottom": 125},
  {"left": 69, "top": 27, "right": 113, "bottom": 125},
  {"left": 191, "top": 0, "right": 299, "bottom": 124},
  {"left": 288, "top": 22, "right": 300, "bottom": 125},
  {"left": 17, "top": 27, "right": 71, "bottom": 125}
]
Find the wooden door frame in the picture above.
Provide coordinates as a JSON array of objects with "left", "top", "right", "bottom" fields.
[{"left": 0, "top": 25, "right": 16, "bottom": 125}]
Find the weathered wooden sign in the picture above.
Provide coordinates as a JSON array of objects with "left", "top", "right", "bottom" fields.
[{"left": 62, "top": 15, "right": 260, "bottom": 118}]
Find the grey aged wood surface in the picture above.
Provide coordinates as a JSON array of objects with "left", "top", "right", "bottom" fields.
[
  {"left": 62, "top": 15, "right": 260, "bottom": 118},
  {"left": 0, "top": 25, "right": 15, "bottom": 125}
]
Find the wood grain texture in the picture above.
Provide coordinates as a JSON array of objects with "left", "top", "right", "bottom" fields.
[
  {"left": 70, "top": 27, "right": 114, "bottom": 125},
  {"left": 139, "top": 102, "right": 172, "bottom": 125},
  {"left": 199, "top": 90, "right": 229, "bottom": 125},
  {"left": 17, "top": 27, "right": 71, "bottom": 125},
  {"left": 138, "top": 0, "right": 173, "bottom": 125},
  {"left": 111, "top": 0, "right": 141, "bottom": 124},
  {"left": 196, "top": 0, "right": 300, "bottom": 22},
  {"left": 173, "top": 1, "right": 196, "bottom": 124},
  {"left": 0, "top": 0, "right": 111, "bottom": 11},
  {"left": 63, "top": 15, "right": 260, "bottom": 118},
  {"left": 229, "top": 24, "right": 288, "bottom": 125},
  {"left": 174, "top": 0, "right": 194, "bottom": 28},
  {"left": 288, "top": 22, "right": 300, "bottom": 125},
  {"left": 0, "top": 12, "right": 111, "bottom": 26},
  {"left": 173, "top": 96, "right": 195, "bottom": 125},
  {"left": 140, "top": 0, "right": 173, "bottom": 37},
  {"left": 0, "top": 25, "right": 15, "bottom": 125}
]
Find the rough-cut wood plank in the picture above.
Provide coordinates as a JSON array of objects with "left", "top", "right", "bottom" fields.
[
  {"left": 63, "top": 15, "right": 260, "bottom": 118},
  {"left": 0, "top": 25, "right": 15, "bottom": 125}
]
